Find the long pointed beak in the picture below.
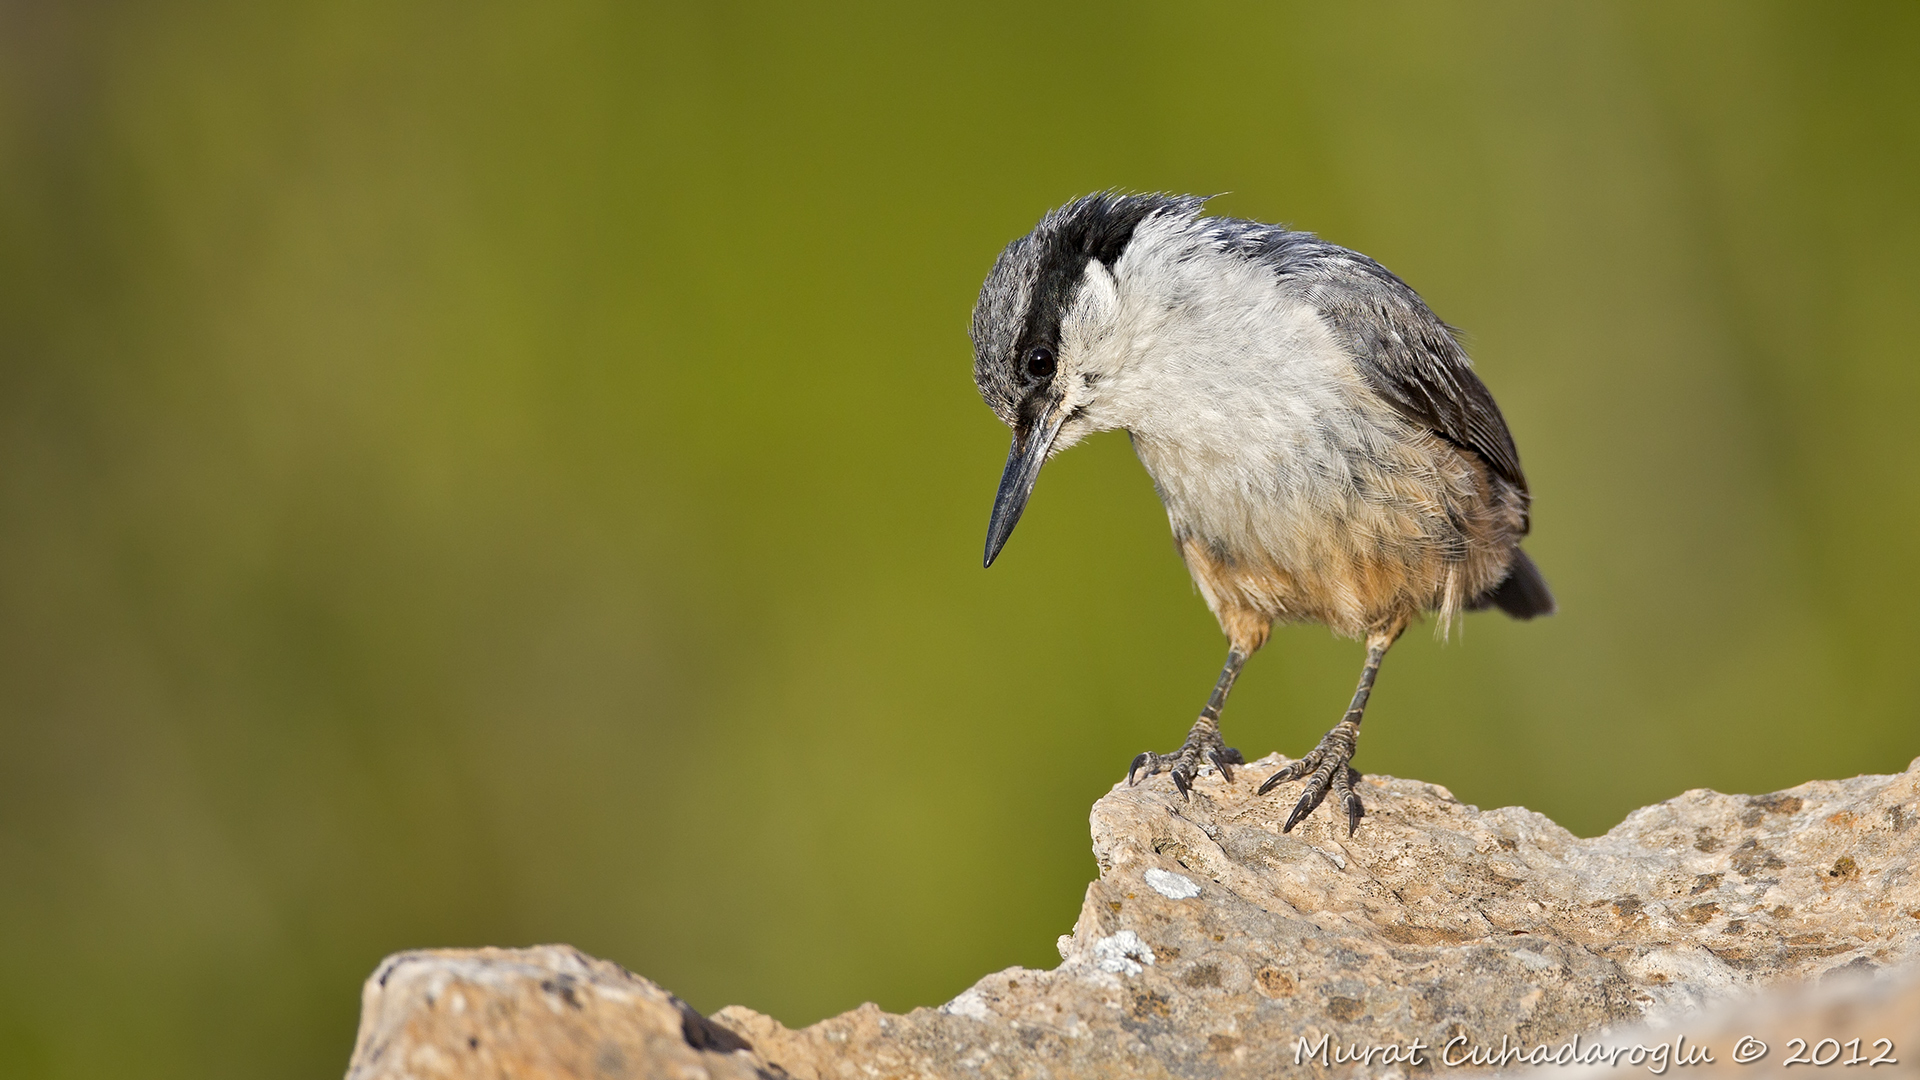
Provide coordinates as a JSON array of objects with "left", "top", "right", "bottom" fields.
[{"left": 983, "top": 405, "right": 1068, "bottom": 568}]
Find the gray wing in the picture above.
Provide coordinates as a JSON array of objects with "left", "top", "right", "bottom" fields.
[
  {"left": 1223, "top": 225, "right": 1528, "bottom": 493},
  {"left": 1317, "top": 280, "right": 1526, "bottom": 494}
]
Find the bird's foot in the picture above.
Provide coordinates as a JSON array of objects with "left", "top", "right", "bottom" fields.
[
  {"left": 1257, "top": 720, "right": 1364, "bottom": 835},
  {"left": 1127, "top": 721, "right": 1244, "bottom": 800}
]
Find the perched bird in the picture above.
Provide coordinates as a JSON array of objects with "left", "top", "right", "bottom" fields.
[{"left": 970, "top": 192, "right": 1553, "bottom": 834}]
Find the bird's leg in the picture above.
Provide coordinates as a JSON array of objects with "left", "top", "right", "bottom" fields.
[
  {"left": 1128, "top": 646, "right": 1249, "bottom": 799},
  {"left": 1259, "top": 620, "right": 1407, "bottom": 834}
]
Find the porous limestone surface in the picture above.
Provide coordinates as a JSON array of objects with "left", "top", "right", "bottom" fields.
[
  {"left": 344, "top": 757, "right": 1920, "bottom": 1079},
  {"left": 346, "top": 946, "right": 766, "bottom": 1080}
]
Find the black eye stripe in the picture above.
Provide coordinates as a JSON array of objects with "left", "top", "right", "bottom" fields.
[{"left": 1008, "top": 194, "right": 1173, "bottom": 398}]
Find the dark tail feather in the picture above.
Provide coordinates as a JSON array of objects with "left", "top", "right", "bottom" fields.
[{"left": 1482, "top": 549, "right": 1555, "bottom": 619}]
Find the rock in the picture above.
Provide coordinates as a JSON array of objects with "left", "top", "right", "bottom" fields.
[
  {"left": 345, "top": 946, "right": 772, "bottom": 1080},
  {"left": 344, "top": 757, "right": 1920, "bottom": 1078},
  {"left": 1556, "top": 970, "right": 1920, "bottom": 1078}
]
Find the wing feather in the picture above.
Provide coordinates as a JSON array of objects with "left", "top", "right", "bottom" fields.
[
  {"left": 1318, "top": 284, "right": 1526, "bottom": 493},
  {"left": 1212, "top": 221, "right": 1528, "bottom": 494}
]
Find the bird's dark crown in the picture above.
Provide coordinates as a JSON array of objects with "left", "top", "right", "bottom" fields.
[{"left": 970, "top": 192, "right": 1203, "bottom": 427}]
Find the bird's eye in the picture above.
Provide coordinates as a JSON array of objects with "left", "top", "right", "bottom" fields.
[{"left": 1024, "top": 346, "right": 1056, "bottom": 380}]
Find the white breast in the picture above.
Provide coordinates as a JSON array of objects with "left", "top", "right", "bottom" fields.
[{"left": 1066, "top": 218, "right": 1412, "bottom": 571}]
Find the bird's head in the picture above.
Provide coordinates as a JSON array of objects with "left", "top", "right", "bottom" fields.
[{"left": 970, "top": 192, "right": 1203, "bottom": 567}]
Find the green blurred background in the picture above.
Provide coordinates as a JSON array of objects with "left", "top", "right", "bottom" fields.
[{"left": 2, "top": 1, "right": 1916, "bottom": 1076}]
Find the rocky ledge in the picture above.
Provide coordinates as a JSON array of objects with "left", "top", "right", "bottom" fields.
[{"left": 345, "top": 757, "right": 1920, "bottom": 1078}]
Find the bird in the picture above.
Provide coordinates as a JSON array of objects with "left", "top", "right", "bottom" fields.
[{"left": 969, "top": 192, "right": 1553, "bottom": 835}]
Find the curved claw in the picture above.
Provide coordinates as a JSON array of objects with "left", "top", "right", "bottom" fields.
[
  {"left": 1127, "top": 752, "right": 1154, "bottom": 785},
  {"left": 1258, "top": 760, "right": 1304, "bottom": 796},
  {"left": 1171, "top": 769, "right": 1192, "bottom": 800},
  {"left": 1207, "top": 749, "right": 1236, "bottom": 783},
  {"left": 1283, "top": 788, "right": 1320, "bottom": 833},
  {"left": 1335, "top": 766, "right": 1365, "bottom": 835}
]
